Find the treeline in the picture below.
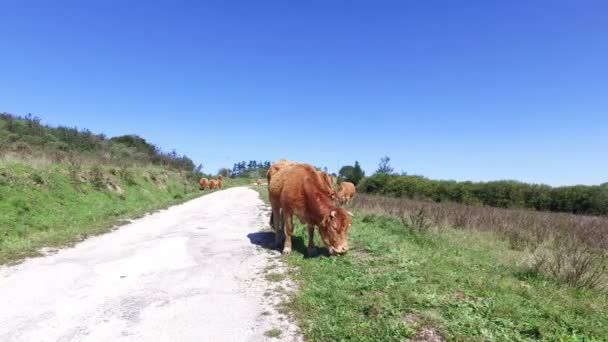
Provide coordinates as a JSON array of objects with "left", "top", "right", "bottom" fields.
[
  {"left": 358, "top": 173, "right": 608, "bottom": 216},
  {"left": 230, "top": 160, "right": 271, "bottom": 178},
  {"left": 0, "top": 113, "right": 203, "bottom": 178}
]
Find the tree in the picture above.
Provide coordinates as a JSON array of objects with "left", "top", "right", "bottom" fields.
[
  {"left": 338, "top": 161, "right": 365, "bottom": 185},
  {"left": 376, "top": 156, "right": 394, "bottom": 174},
  {"left": 339, "top": 165, "right": 355, "bottom": 182},
  {"left": 351, "top": 161, "right": 365, "bottom": 185},
  {"left": 218, "top": 168, "right": 231, "bottom": 177}
]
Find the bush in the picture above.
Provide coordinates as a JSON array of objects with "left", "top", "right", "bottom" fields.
[
  {"left": 0, "top": 113, "right": 201, "bottom": 175},
  {"left": 90, "top": 166, "right": 106, "bottom": 190},
  {"left": 531, "top": 237, "right": 607, "bottom": 290},
  {"left": 359, "top": 173, "right": 608, "bottom": 216}
]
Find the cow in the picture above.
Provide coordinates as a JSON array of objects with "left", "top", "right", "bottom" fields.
[
  {"left": 267, "top": 160, "right": 336, "bottom": 228},
  {"left": 256, "top": 179, "right": 263, "bottom": 186},
  {"left": 217, "top": 178, "right": 223, "bottom": 189},
  {"left": 266, "top": 159, "right": 294, "bottom": 184},
  {"left": 199, "top": 177, "right": 209, "bottom": 190},
  {"left": 218, "top": 175, "right": 223, "bottom": 182},
  {"left": 337, "top": 181, "right": 356, "bottom": 205},
  {"left": 317, "top": 171, "right": 337, "bottom": 200},
  {"left": 269, "top": 163, "right": 353, "bottom": 256},
  {"left": 209, "top": 179, "right": 218, "bottom": 190}
]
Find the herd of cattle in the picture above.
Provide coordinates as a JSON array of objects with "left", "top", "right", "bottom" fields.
[
  {"left": 198, "top": 175, "right": 224, "bottom": 190},
  {"left": 197, "top": 160, "right": 357, "bottom": 256}
]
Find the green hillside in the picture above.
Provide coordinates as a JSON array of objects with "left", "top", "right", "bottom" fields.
[{"left": 0, "top": 113, "right": 208, "bottom": 264}]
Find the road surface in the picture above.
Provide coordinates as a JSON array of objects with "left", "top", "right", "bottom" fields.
[{"left": 0, "top": 187, "right": 301, "bottom": 342}]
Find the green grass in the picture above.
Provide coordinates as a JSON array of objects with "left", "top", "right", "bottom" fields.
[
  {"left": 266, "top": 272, "right": 287, "bottom": 282},
  {"left": 0, "top": 161, "right": 250, "bottom": 264},
  {"left": 251, "top": 188, "right": 608, "bottom": 341},
  {"left": 264, "top": 328, "right": 282, "bottom": 338}
]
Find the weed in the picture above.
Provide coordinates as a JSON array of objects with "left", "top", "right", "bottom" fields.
[
  {"left": 264, "top": 328, "right": 282, "bottom": 338},
  {"left": 266, "top": 273, "right": 286, "bottom": 282}
]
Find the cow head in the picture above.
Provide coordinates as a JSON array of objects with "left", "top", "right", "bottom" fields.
[{"left": 318, "top": 208, "right": 353, "bottom": 255}]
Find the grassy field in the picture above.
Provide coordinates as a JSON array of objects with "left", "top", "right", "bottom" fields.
[
  {"left": 0, "top": 160, "right": 248, "bottom": 265},
  {"left": 252, "top": 188, "right": 608, "bottom": 341}
]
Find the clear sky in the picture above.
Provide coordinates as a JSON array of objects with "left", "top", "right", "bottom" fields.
[{"left": 1, "top": 1, "right": 606, "bottom": 186}]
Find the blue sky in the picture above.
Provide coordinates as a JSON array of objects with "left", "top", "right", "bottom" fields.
[{"left": 1, "top": 1, "right": 606, "bottom": 186}]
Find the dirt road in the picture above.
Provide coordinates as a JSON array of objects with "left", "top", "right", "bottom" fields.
[{"left": 0, "top": 187, "right": 300, "bottom": 342}]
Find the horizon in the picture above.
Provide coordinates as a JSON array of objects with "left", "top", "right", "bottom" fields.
[{"left": 1, "top": 1, "right": 607, "bottom": 186}]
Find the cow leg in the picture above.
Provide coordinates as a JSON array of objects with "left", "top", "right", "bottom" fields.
[
  {"left": 307, "top": 224, "right": 317, "bottom": 257},
  {"left": 272, "top": 208, "right": 284, "bottom": 249},
  {"left": 282, "top": 211, "right": 294, "bottom": 255}
]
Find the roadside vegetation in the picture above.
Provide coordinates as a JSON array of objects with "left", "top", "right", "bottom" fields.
[
  {"left": 253, "top": 186, "right": 608, "bottom": 341},
  {"left": 335, "top": 156, "right": 608, "bottom": 217},
  {"left": 0, "top": 113, "right": 215, "bottom": 264},
  {"left": 357, "top": 171, "right": 608, "bottom": 217}
]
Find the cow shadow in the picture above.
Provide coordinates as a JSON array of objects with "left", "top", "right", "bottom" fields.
[{"left": 247, "top": 230, "right": 321, "bottom": 258}]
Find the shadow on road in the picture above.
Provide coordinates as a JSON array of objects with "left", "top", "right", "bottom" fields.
[{"left": 247, "top": 231, "right": 320, "bottom": 257}]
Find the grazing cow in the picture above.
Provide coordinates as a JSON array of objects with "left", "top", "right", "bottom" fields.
[
  {"left": 218, "top": 175, "right": 223, "bottom": 182},
  {"left": 337, "top": 182, "right": 356, "bottom": 205},
  {"left": 267, "top": 160, "right": 296, "bottom": 227},
  {"left": 269, "top": 163, "right": 353, "bottom": 256},
  {"left": 209, "top": 179, "right": 218, "bottom": 190},
  {"left": 266, "top": 159, "right": 294, "bottom": 184},
  {"left": 256, "top": 179, "right": 263, "bottom": 186},
  {"left": 267, "top": 160, "right": 336, "bottom": 228},
  {"left": 317, "top": 171, "right": 337, "bottom": 200},
  {"left": 199, "top": 177, "right": 209, "bottom": 190},
  {"left": 217, "top": 178, "right": 223, "bottom": 189}
]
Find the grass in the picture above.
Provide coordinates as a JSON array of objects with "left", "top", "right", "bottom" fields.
[
  {"left": 251, "top": 187, "right": 608, "bottom": 341},
  {"left": 266, "top": 272, "right": 287, "bottom": 282},
  {"left": 264, "top": 328, "right": 282, "bottom": 338},
  {"left": 0, "top": 160, "right": 250, "bottom": 264}
]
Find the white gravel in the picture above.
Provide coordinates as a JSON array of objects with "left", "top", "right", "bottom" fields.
[{"left": 0, "top": 187, "right": 302, "bottom": 342}]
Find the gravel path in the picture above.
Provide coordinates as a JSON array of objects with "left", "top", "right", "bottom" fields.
[{"left": 0, "top": 187, "right": 301, "bottom": 342}]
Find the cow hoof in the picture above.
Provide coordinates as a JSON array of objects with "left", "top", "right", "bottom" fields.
[
  {"left": 307, "top": 247, "right": 318, "bottom": 257},
  {"left": 282, "top": 247, "right": 292, "bottom": 255}
]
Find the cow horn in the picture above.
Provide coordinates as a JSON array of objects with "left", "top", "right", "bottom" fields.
[
  {"left": 347, "top": 211, "right": 354, "bottom": 217},
  {"left": 331, "top": 210, "right": 337, "bottom": 218}
]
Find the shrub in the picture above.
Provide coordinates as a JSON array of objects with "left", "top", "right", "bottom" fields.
[
  {"left": 90, "top": 166, "right": 106, "bottom": 190},
  {"left": 0, "top": 113, "right": 202, "bottom": 175},
  {"left": 359, "top": 174, "right": 608, "bottom": 216},
  {"left": 531, "top": 237, "right": 607, "bottom": 290}
]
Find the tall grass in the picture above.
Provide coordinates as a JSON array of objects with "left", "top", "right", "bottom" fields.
[{"left": 352, "top": 194, "right": 608, "bottom": 290}]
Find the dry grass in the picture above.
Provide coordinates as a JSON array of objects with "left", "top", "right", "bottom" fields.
[{"left": 352, "top": 194, "right": 608, "bottom": 290}]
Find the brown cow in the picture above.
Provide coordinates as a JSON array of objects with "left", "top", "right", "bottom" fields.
[
  {"left": 269, "top": 163, "right": 353, "bottom": 256},
  {"left": 266, "top": 159, "right": 294, "bottom": 184},
  {"left": 199, "top": 177, "right": 209, "bottom": 190},
  {"left": 267, "top": 160, "right": 336, "bottom": 228},
  {"left": 217, "top": 178, "right": 223, "bottom": 189},
  {"left": 209, "top": 179, "right": 218, "bottom": 190},
  {"left": 218, "top": 175, "right": 223, "bottom": 182},
  {"left": 256, "top": 179, "right": 263, "bottom": 186},
  {"left": 317, "top": 171, "right": 337, "bottom": 200},
  {"left": 337, "top": 182, "right": 356, "bottom": 205}
]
